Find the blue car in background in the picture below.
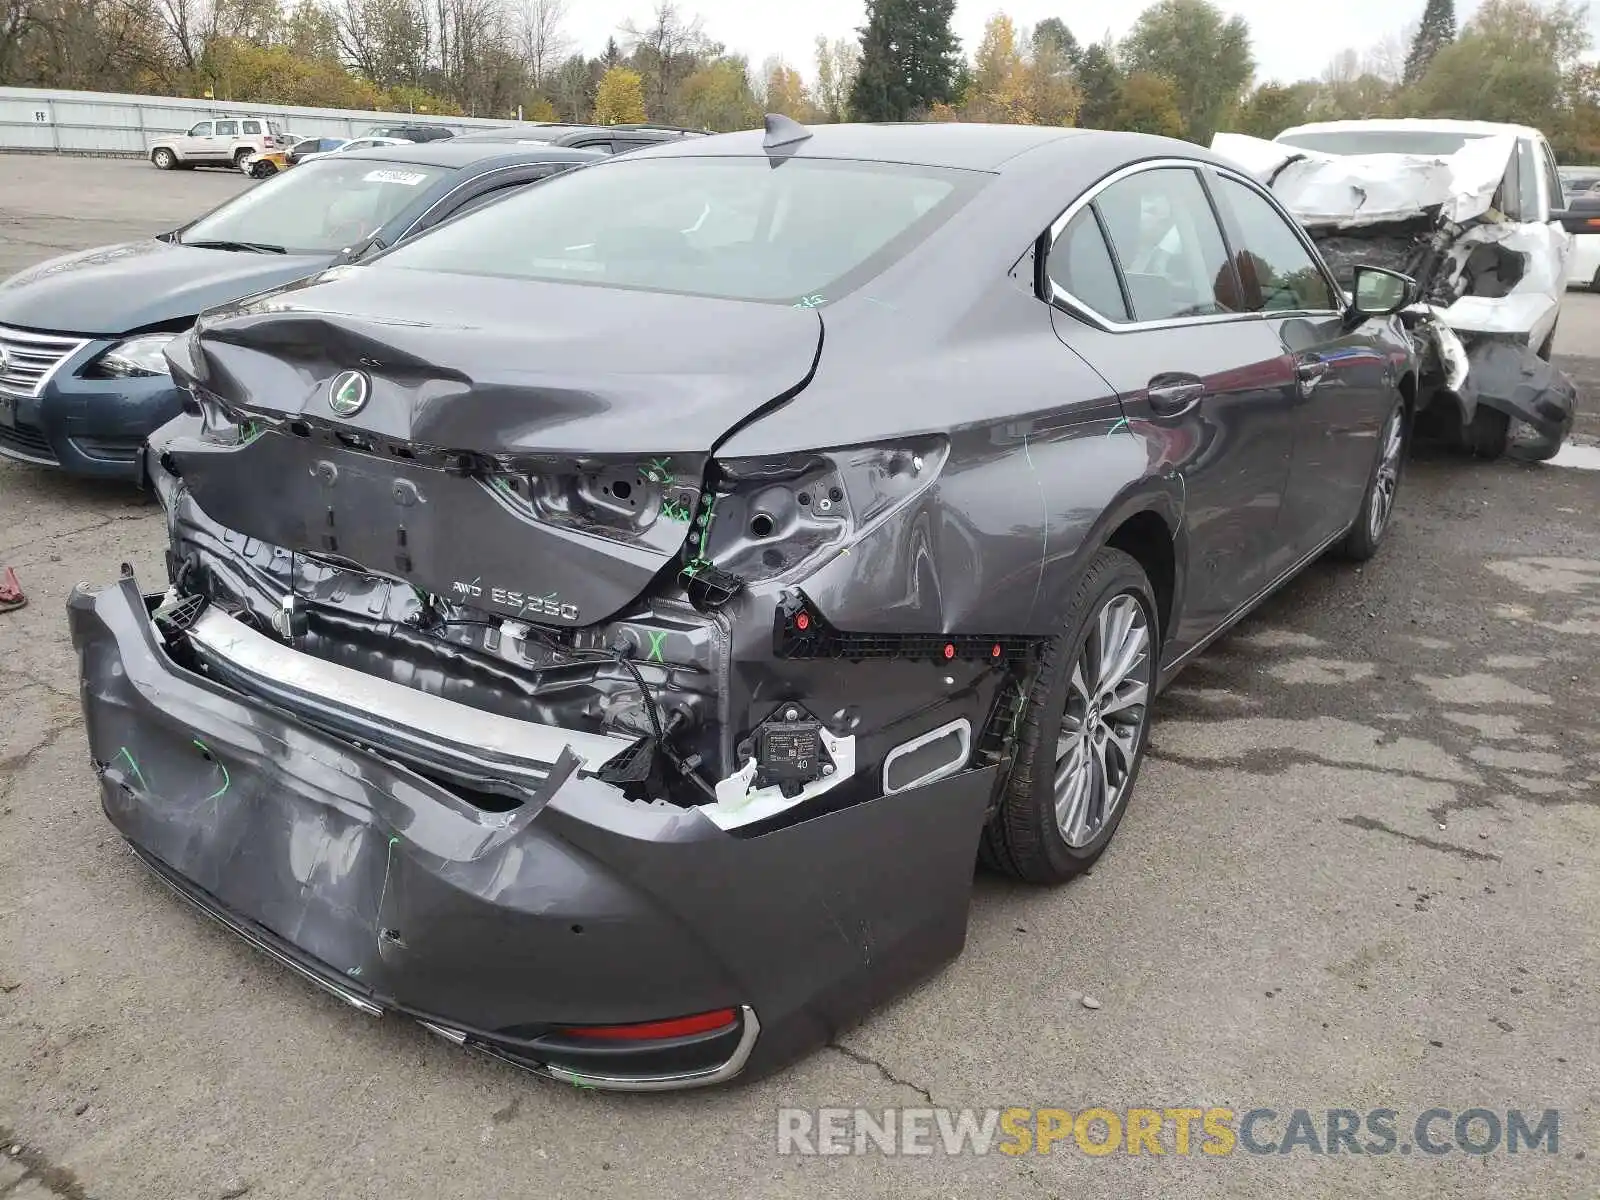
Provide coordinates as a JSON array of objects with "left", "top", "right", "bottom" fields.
[{"left": 0, "top": 140, "right": 600, "bottom": 481}]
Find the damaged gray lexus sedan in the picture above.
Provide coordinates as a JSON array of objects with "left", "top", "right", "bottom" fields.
[{"left": 69, "top": 119, "right": 1417, "bottom": 1089}]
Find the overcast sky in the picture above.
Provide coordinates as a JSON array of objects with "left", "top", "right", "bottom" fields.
[{"left": 562, "top": 0, "right": 1599, "bottom": 87}]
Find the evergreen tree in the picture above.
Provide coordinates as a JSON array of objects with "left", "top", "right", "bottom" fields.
[
  {"left": 1403, "top": 0, "right": 1457, "bottom": 86},
  {"left": 849, "top": 0, "right": 961, "bottom": 121},
  {"left": 1076, "top": 42, "right": 1123, "bottom": 129}
]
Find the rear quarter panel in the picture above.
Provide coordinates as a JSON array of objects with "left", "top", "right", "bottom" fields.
[{"left": 723, "top": 282, "right": 1185, "bottom": 638}]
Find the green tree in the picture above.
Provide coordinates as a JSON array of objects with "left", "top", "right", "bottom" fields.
[
  {"left": 284, "top": 0, "right": 341, "bottom": 60},
  {"left": 1408, "top": 0, "right": 1588, "bottom": 128},
  {"left": 550, "top": 52, "right": 593, "bottom": 121},
  {"left": 1031, "top": 16, "right": 1080, "bottom": 68},
  {"left": 1025, "top": 24, "right": 1083, "bottom": 126},
  {"left": 761, "top": 57, "right": 812, "bottom": 120},
  {"left": 1116, "top": 70, "right": 1184, "bottom": 137},
  {"left": 1076, "top": 41, "right": 1122, "bottom": 129},
  {"left": 1120, "top": 0, "right": 1253, "bottom": 143},
  {"left": 813, "top": 35, "right": 859, "bottom": 122},
  {"left": 849, "top": 0, "right": 960, "bottom": 121},
  {"left": 593, "top": 63, "right": 647, "bottom": 123},
  {"left": 680, "top": 56, "right": 759, "bottom": 130},
  {"left": 1402, "top": 0, "right": 1456, "bottom": 86},
  {"left": 1235, "top": 81, "right": 1314, "bottom": 138},
  {"left": 1554, "top": 62, "right": 1600, "bottom": 162}
]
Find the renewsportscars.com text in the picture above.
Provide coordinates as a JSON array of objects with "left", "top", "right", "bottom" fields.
[{"left": 775, "top": 1106, "right": 1561, "bottom": 1157}]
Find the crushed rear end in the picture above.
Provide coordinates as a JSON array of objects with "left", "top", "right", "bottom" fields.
[{"left": 69, "top": 267, "right": 1018, "bottom": 1088}]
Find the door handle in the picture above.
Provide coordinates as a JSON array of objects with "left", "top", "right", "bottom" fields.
[
  {"left": 1146, "top": 376, "right": 1206, "bottom": 415},
  {"left": 1295, "top": 355, "right": 1328, "bottom": 394}
]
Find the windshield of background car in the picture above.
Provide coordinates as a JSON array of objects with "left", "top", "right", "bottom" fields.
[
  {"left": 178, "top": 158, "right": 449, "bottom": 253},
  {"left": 1275, "top": 130, "right": 1487, "bottom": 156},
  {"left": 370, "top": 156, "right": 986, "bottom": 304}
]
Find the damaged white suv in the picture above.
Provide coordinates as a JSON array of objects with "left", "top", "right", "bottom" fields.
[{"left": 1214, "top": 118, "right": 1577, "bottom": 459}]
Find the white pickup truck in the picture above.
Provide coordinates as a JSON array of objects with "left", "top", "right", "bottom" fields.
[{"left": 1215, "top": 118, "right": 1579, "bottom": 460}]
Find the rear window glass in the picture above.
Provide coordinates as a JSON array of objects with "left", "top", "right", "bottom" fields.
[
  {"left": 372, "top": 156, "right": 985, "bottom": 305},
  {"left": 1276, "top": 130, "right": 1488, "bottom": 156}
]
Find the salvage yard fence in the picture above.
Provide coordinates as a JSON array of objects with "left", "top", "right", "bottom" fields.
[{"left": 0, "top": 86, "right": 520, "bottom": 158}]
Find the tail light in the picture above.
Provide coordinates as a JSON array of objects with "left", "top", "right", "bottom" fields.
[{"left": 556, "top": 1008, "right": 738, "bottom": 1041}]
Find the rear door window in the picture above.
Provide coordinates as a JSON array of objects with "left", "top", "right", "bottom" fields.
[
  {"left": 1213, "top": 176, "right": 1337, "bottom": 312},
  {"left": 1048, "top": 209, "right": 1130, "bottom": 322},
  {"left": 215, "top": 120, "right": 239, "bottom": 137},
  {"left": 1091, "top": 167, "right": 1237, "bottom": 321}
]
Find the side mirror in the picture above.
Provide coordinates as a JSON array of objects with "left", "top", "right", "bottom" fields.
[
  {"left": 1349, "top": 265, "right": 1414, "bottom": 319},
  {"left": 1550, "top": 208, "right": 1600, "bottom": 236}
]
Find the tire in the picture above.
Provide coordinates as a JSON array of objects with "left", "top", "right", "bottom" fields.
[
  {"left": 1336, "top": 398, "right": 1407, "bottom": 561},
  {"left": 250, "top": 160, "right": 277, "bottom": 179},
  {"left": 151, "top": 148, "right": 176, "bottom": 170},
  {"left": 232, "top": 147, "right": 253, "bottom": 168},
  {"left": 1457, "top": 404, "right": 1510, "bottom": 460},
  {"left": 981, "top": 547, "right": 1158, "bottom": 884}
]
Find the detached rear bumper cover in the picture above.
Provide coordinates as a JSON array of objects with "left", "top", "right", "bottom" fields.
[{"left": 70, "top": 572, "right": 993, "bottom": 1088}]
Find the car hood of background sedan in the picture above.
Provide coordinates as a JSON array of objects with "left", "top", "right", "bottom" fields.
[
  {"left": 168, "top": 265, "right": 825, "bottom": 456},
  {"left": 0, "top": 239, "right": 331, "bottom": 336}
]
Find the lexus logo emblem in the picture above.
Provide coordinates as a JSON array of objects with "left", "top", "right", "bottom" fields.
[{"left": 328, "top": 369, "right": 370, "bottom": 417}]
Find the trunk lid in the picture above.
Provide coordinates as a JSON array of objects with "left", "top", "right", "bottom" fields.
[{"left": 163, "top": 267, "right": 823, "bottom": 626}]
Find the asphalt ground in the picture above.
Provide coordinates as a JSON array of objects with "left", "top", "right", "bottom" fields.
[{"left": 0, "top": 153, "right": 1597, "bottom": 1200}]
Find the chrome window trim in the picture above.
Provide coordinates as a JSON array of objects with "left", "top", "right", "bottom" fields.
[
  {"left": 398, "top": 162, "right": 562, "bottom": 242},
  {"left": 1043, "top": 156, "right": 1349, "bottom": 332},
  {"left": 1045, "top": 159, "right": 1260, "bottom": 333}
]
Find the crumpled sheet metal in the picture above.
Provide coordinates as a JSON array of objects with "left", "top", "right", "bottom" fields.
[
  {"left": 68, "top": 570, "right": 1001, "bottom": 1084},
  {"left": 1412, "top": 312, "right": 1471, "bottom": 393},
  {"left": 1435, "top": 222, "right": 1569, "bottom": 338},
  {"left": 1465, "top": 340, "right": 1577, "bottom": 457},
  {"left": 1210, "top": 132, "right": 1515, "bottom": 227}
]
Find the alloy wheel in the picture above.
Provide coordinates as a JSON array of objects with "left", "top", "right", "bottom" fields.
[
  {"left": 1053, "top": 592, "right": 1153, "bottom": 848},
  {"left": 1369, "top": 408, "right": 1404, "bottom": 542}
]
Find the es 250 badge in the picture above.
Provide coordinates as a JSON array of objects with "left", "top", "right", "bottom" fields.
[{"left": 451, "top": 579, "right": 579, "bottom": 621}]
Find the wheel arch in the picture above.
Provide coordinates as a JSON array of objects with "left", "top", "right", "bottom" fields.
[
  {"left": 1104, "top": 509, "right": 1177, "bottom": 649},
  {"left": 1033, "top": 477, "right": 1187, "bottom": 651}
]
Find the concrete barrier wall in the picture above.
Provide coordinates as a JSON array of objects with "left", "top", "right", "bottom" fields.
[{"left": 0, "top": 86, "right": 524, "bottom": 157}]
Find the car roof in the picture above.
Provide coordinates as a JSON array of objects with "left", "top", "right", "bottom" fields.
[
  {"left": 1278, "top": 117, "right": 1543, "bottom": 141},
  {"left": 615, "top": 121, "right": 1092, "bottom": 172},
  {"left": 334, "top": 141, "right": 607, "bottom": 169},
  {"left": 449, "top": 124, "right": 705, "bottom": 144}
]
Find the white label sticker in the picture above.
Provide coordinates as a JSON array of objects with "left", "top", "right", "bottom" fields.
[{"left": 362, "top": 169, "right": 428, "bottom": 186}]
